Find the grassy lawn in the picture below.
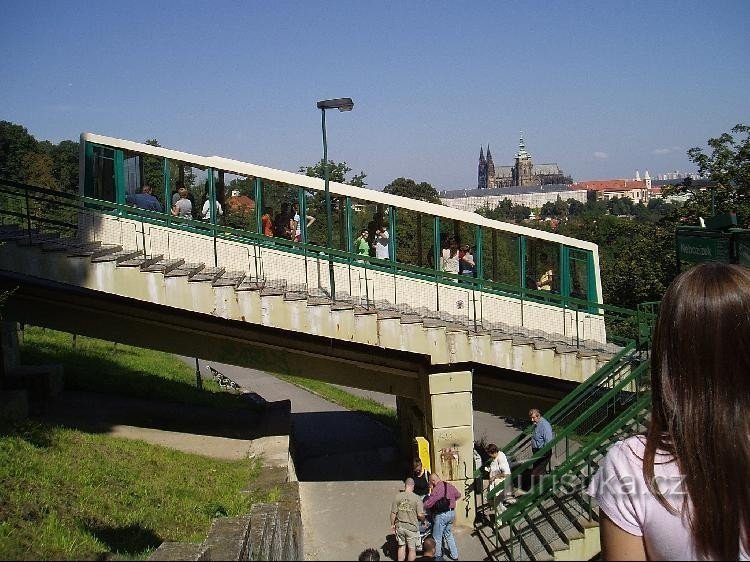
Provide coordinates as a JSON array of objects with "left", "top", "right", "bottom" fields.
[
  {"left": 19, "top": 326, "right": 250, "bottom": 410},
  {"left": 0, "top": 326, "right": 279, "bottom": 560},
  {"left": 275, "top": 373, "right": 397, "bottom": 430},
  {"left": 0, "top": 421, "right": 278, "bottom": 560}
]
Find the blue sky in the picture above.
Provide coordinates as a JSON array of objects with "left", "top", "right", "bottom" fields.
[{"left": 1, "top": 1, "right": 748, "bottom": 190}]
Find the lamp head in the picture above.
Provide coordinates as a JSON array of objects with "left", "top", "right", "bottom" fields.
[{"left": 317, "top": 97, "right": 354, "bottom": 112}]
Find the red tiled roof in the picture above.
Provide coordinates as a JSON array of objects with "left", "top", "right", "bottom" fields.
[{"left": 573, "top": 179, "right": 647, "bottom": 192}]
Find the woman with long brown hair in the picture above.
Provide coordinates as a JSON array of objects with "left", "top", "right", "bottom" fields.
[{"left": 588, "top": 262, "right": 750, "bottom": 560}]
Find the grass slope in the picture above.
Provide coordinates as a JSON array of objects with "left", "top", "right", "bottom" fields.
[{"left": 0, "top": 327, "right": 278, "bottom": 560}]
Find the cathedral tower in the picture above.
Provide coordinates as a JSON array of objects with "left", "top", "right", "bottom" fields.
[
  {"left": 486, "top": 145, "right": 495, "bottom": 188},
  {"left": 513, "top": 134, "right": 536, "bottom": 186},
  {"left": 478, "top": 146, "right": 487, "bottom": 189}
]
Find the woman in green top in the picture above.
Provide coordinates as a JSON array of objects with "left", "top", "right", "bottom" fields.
[{"left": 355, "top": 229, "right": 370, "bottom": 256}]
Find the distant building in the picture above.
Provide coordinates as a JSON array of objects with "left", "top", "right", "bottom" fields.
[
  {"left": 574, "top": 172, "right": 652, "bottom": 204},
  {"left": 441, "top": 184, "right": 587, "bottom": 213},
  {"left": 478, "top": 135, "right": 567, "bottom": 189}
]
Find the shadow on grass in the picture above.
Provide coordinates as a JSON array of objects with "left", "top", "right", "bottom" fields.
[
  {"left": 21, "top": 341, "right": 257, "bottom": 411},
  {"left": 0, "top": 420, "right": 56, "bottom": 448},
  {"left": 82, "top": 519, "right": 162, "bottom": 559}
]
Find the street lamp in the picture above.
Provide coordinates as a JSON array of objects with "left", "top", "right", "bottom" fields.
[{"left": 317, "top": 97, "right": 354, "bottom": 301}]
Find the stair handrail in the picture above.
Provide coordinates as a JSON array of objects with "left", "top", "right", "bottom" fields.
[
  {"left": 495, "top": 341, "right": 638, "bottom": 468},
  {"left": 488, "top": 358, "right": 650, "bottom": 505}
]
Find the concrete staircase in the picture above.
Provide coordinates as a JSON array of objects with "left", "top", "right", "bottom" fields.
[
  {"left": 0, "top": 225, "right": 619, "bottom": 385},
  {"left": 475, "top": 411, "right": 649, "bottom": 561}
]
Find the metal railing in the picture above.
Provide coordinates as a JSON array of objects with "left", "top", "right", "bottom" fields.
[
  {"left": 0, "top": 179, "right": 641, "bottom": 350},
  {"left": 468, "top": 306, "right": 654, "bottom": 561}
]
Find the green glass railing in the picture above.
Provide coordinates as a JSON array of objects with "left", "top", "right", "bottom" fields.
[{"left": 0, "top": 179, "right": 641, "bottom": 349}]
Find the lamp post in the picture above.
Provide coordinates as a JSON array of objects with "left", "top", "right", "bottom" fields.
[{"left": 317, "top": 97, "right": 354, "bottom": 302}]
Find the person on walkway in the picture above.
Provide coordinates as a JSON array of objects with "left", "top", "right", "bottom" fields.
[
  {"left": 355, "top": 229, "right": 370, "bottom": 256},
  {"left": 201, "top": 192, "right": 223, "bottom": 222},
  {"left": 373, "top": 224, "right": 390, "bottom": 259},
  {"left": 126, "top": 184, "right": 162, "bottom": 212},
  {"left": 411, "top": 459, "right": 431, "bottom": 500},
  {"left": 261, "top": 207, "right": 274, "bottom": 237},
  {"left": 587, "top": 262, "right": 750, "bottom": 561},
  {"left": 528, "top": 408, "right": 554, "bottom": 486},
  {"left": 423, "top": 473, "right": 461, "bottom": 561},
  {"left": 440, "top": 237, "right": 460, "bottom": 275},
  {"left": 390, "top": 477, "right": 426, "bottom": 562},
  {"left": 291, "top": 203, "right": 315, "bottom": 242},
  {"left": 459, "top": 245, "right": 475, "bottom": 277},
  {"left": 171, "top": 187, "right": 192, "bottom": 218}
]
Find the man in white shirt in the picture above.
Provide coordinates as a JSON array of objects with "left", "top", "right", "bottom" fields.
[{"left": 373, "top": 225, "right": 390, "bottom": 260}]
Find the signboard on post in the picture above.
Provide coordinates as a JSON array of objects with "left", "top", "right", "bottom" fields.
[{"left": 676, "top": 233, "right": 731, "bottom": 264}]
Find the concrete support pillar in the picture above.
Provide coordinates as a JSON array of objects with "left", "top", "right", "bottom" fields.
[
  {"left": 1, "top": 321, "right": 21, "bottom": 378},
  {"left": 424, "top": 370, "right": 475, "bottom": 527},
  {"left": 395, "top": 395, "right": 426, "bottom": 472}
]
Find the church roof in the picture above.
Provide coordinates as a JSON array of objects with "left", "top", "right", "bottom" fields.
[{"left": 440, "top": 184, "right": 583, "bottom": 199}]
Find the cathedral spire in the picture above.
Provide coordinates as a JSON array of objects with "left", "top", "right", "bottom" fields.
[
  {"left": 479, "top": 146, "right": 485, "bottom": 163},
  {"left": 486, "top": 144, "right": 493, "bottom": 162}
]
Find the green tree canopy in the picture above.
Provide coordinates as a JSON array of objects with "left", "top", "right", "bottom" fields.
[
  {"left": 663, "top": 123, "right": 750, "bottom": 226},
  {"left": 382, "top": 177, "right": 441, "bottom": 204},
  {"left": 299, "top": 159, "right": 367, "bottom": 187}
]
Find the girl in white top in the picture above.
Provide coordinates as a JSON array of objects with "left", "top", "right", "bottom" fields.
[
  {"left": 201, "top": 197, "right": 223, "bottom": 221},
  {"left": 588, "top": 263, "right": 750, "bottom": 561},
  {"left": 440, "top": 237, "right": 460, "bottom": 274}
]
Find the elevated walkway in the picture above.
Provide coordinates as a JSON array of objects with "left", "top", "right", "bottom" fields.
[{"left": 0, "top": 180, "right": 646, "bottom": 534}]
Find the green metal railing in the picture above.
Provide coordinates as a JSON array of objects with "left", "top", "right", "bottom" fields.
[{"left": 0, "top": 179, "right": 641, "bottom": 350}]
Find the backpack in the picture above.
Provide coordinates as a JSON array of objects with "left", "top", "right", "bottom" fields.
[{"left": 432, "top": 482, "right": 451, "bottom": 513}]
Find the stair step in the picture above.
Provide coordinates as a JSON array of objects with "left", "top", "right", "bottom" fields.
[
  {"left": 213, "top": 271, "right": 245, "bottom": 287},
  {"left": 42, "top": 238, "right": 99, "bottom": 252},
  {"left": 91, "top": 249, "right": 142, "bottom": 263},
  {"left": 117, "top": 254, "right": 164, "bottom": 269},
  {"left": 165, "top": 262, "right": 205, "bottom": 278},
  {"left": 142, "top": 258, "right": 185, "bottom": 274},
  {"left": 16, "top": 232, "right": 60, "bottom": 246},
  {"left": 0, "top": 228, "right": 38, "bottom": 241},
  {"left": 189, "top": 267, "right": 225, "bottom": 283}
]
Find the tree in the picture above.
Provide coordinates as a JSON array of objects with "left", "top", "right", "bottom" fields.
[
  {"left": 299, "top": 159, "right": 367, "bottom": 187},
  {"left": 48, "top": 140, "right": 80, "bottom": 194},
  {"left": 664, "top": 123, "right": 750, "bottom": 226},
  {"left": 382, "top": 177, "right": 441, "bottom": 204},
  {"left": 0, "top": 121, "right": 38, "bottom": 181}
]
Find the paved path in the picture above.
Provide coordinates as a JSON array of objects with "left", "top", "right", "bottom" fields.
[{"left": 191, "top": 359, "right": 523, "bottom": 560}]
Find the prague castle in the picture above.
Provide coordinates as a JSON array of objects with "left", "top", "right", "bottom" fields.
[{"left": 478, "top": 136, "right": 567, "bottom": 189}]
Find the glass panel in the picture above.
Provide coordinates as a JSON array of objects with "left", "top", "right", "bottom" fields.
[
  {"left": 122, "top": 151, "right": 166, "bottom": 212},
  {"left": 166, "top": 162, "right": 207, "bottom": 220},
  {"left": 394, "top": 207, "right": 433, "bottom": 268},
  {"left": 482, "top": 227, "right": 520, "bottom": 286},
  {"left": 222, "top": 171, "right": 256, "bottom": 232},
  {"left": 568, "top": 248, "right": 591, "bottom": 300},
  {"left": 87, "top": 145, "right": 115, "bottom": 202},
  {"left": 143, "top": 154, "right": 166, "bottom": 210},
  {"left": 438, "top": 217, "right": 476, "bottom": 276},
  {"left": 123, "top": 151, "right": 141, "bottom": 198},
  {"left": 303, "top": 188, "right": 346, "bottom": 250},
  {"left": 526, "top": 238, "right": 560, "bottom": 293}
]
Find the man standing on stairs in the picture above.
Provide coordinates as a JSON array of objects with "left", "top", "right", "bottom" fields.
[{"left": 529, "top": 408, "right": 555, "bottom": 486}]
